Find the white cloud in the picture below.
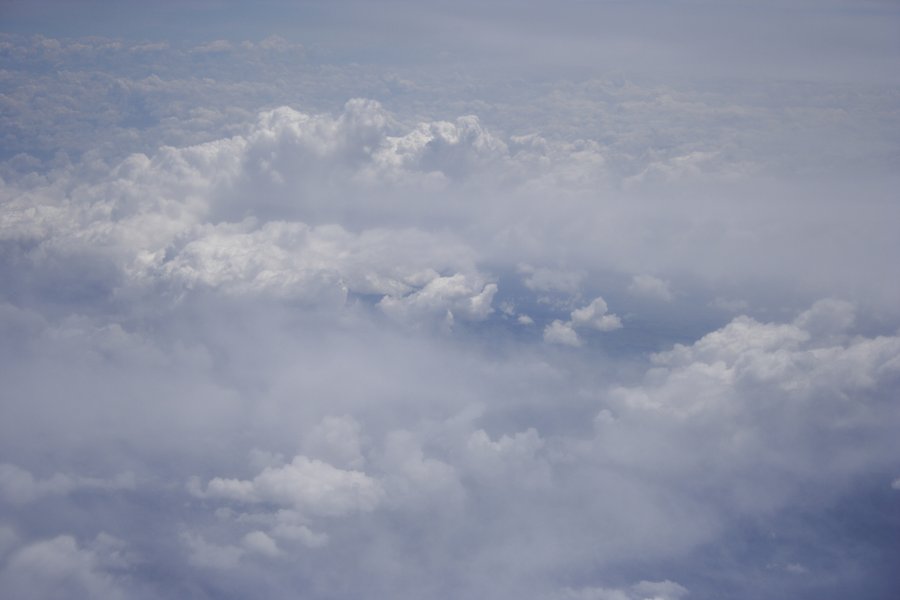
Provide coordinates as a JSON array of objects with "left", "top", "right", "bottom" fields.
[
  {"left": 599, "top": 305, "right": 900, "bottom": 513},
  {"left": 570, "top": 296, "right": 623, "bottom": 332},
  {"left": 545, "top": 296, "right": 622, "bottom": 346},
  {"left": 196, "top": 455, "right": 384, "bottom": 517},
  {"left": 371, "top": 114, "right": 510, "bottom": 183},
  {"left": 378, "top": 273, "right": 497, "bottom": 326},
  {"left": 652, "top": 316, "right": 810, "bottom": 370},
  {"left": 544, "top": 319, "right": 582, "bottom": 346},
  {"left": 2, "top": 101, "right": 515, "bottom": 329}
]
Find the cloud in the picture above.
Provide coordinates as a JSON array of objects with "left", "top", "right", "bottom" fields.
[
  {"left": 556, "top": 580, "right": 689, "bottom": 600},
  {"left": 154, "top": 219, "right": 492, "bottom": 318},
  {"left": 518, "top": 264, "right": 584, "bottom": 293},
  {"left": 302, "top": 415, "right": 366, "bottom": 470},
  {"left": 792, "top": 298, "right": 855, "bottom": 338},
  {"left": 545, "top": 296, "right": 622, "bottom": 346},
  {"left": 182, "top": 532, "right": 244, "bottom": 570},
  {"left": 194, "top": 455, "right": 384, "bottom": 517},
  {"left": 624, "top": 150, "right": 754, "bottom": 187},
  {"left": 0, "top": 464, "right": 134, "bottom": 506},
  {"left": 377, "top": 430, "right": 466, "bottom": 510},
  {"left": 270, "top": 521, "right": 328, "bottom": 548},
  {"left": 373, "top": 114, "right": 510, "bottom": 183},
  {"left": 463, "top": 428, "right": 549, "bottom": 488},
  {"left": 627, "top": 274, "right": 673, "bottom": 302},
  {"left": 544, "top": 319, "right": 581, "bottom": 346},
  {"left": 0, "top": 535, "right": 134, "bottom": 600},
  {"left": 2, "top": 101, "right": 514, "bottom": 328},
  {"left": 3, "top": 21, "right": 900, "bottom": 599},
  {"left": 599, "top": 306, "right": 900, "bottom": 515},
  {"left": 187, "top": 454, "right": 384, "bottom": 557},
  {"left": 2, "top": 90, "right": 899, "bottom": 593},
  {"left": 192, "top": 40, "right": 233, "bottom": 54},
  {"left": 570, "top": 296, "right": 622, "bottom": 332},
  {"left": 241, "top": 530, "right": 281, "bottom": 558},
  {"left": 378, "top": 273, "right": 497, "bottom": 326}
]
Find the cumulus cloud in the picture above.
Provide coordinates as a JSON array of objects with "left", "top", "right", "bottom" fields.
[
  {"left": 154, "top": 219, "right": 493, "bottom": 318},
  {"left": 570, "top": 296, "right": 623, "bottom": 332},
  {"left": 1, "top": 100, "right": 518, "bottom": 328},
  {"left": 194, "top": 455, "right": 384, "bottom": 517},
  {"left": 188, "top": 455, "right": 384, "bottom": 556},
  {"left": 378, "top": 273, "right": 497, "bottom": 327},
  {"left": 545, "top": 296, "right": 621, "bottom": 346},
  {"left": 544, "top": 319, "right": 582, "bottom": 346},
  {"left": 598, "top": 308, "right": 900, "bottom": 517}
]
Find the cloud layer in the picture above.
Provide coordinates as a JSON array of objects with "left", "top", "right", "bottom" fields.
[{"left": 2, "top": 9, "right": 900, "bottom": 599}]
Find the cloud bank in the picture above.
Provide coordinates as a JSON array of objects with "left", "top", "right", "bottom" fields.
[{"left": 2, "top": 5, "right": 900, "bottom": 598}]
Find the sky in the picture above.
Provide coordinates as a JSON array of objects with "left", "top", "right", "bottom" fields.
[{"left": 1, "top": 1, "right": 900, "bottom": 599}]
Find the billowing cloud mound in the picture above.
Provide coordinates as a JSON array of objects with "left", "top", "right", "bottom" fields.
[
  {"left": 2, "top": 7, "right": 900, "bottom": 599},
  {"left": 195, "top": 455, "right": 384, "bottom": 516}
]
